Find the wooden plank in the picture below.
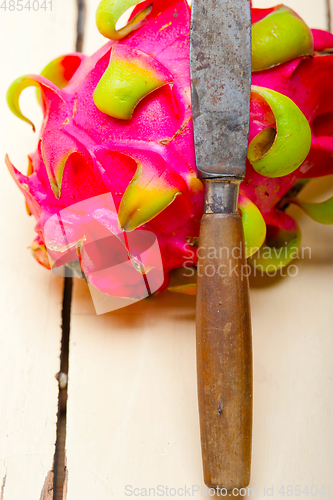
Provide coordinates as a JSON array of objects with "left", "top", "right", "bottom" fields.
[
  {"left": 0, "top": 2, "right": 76, "bottom": 499},
  {"left": 67, "top": 290, "right": 200, "bottom": 499},
  {"left": 65, "top": 1, "right": 333, "bottom": 498},
  {"left": 250, "top": 177, "right": 333, "bottom": 492}
]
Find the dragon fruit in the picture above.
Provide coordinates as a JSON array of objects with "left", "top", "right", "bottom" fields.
[{"left": 5, "top": 0, "right": 333, "bottom": 298}]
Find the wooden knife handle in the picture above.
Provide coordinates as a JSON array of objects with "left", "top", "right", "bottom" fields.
[{"left": 196, "top": 211, "right": 253, "bottom": 490}]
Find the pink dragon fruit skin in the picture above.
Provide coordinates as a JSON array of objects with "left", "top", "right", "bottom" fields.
[{"left": 6, "top": 0, "right": 333, "bottom": 296}]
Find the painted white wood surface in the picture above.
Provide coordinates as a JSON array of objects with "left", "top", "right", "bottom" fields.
[
  {"left": 65, "top": 1, "right": 333, "bottom": 499},
  {"left": 0, "top": 2, "right": 76, "bottom": 499}
]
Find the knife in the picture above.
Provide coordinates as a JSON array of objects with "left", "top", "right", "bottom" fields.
[{"left": 190, "top": 0, "right": 253, "bottom": 491}]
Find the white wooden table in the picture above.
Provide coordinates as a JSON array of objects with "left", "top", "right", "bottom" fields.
[{"left": 0, "top": 1, "right": 332, "bottom": 499}]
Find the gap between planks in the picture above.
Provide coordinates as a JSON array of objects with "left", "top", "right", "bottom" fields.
[
  {"left": 1, "top": 475, "right": 6, "bottom": 500},
  {"left": 327, "top": 0, "right": 332, "bottom": 30},
  {"left": 53, "top": 277, "right": 73, "bottom": 500},
  {"left": 52, "top": 2, "right": 86, "bottom": 499}
]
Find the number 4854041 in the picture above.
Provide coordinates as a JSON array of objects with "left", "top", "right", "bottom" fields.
[
  {"left": 278, "top": 485, "right": 330, "bottom": 496},
  {"left": 0, "top": 0, "right": 52, "bottom": 11}
]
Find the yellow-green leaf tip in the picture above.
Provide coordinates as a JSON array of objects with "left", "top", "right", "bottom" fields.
[
  {"left": 249, "top": 224, "right": 302, "bottom": 272},
  {"left": 252, "top": 5, "right": 314, "bottom": 72},
  {"left": 96, "top": 0, "right": 152, "bottom": 40},
  {"left": 118, "top": 164, "right": 181, "bottom": 231},
  {"left": 248, "top": 86, "right": 312, "bottom": 178},
  {"left": 7, "top": 75, "right": 40, "bottom": 131},
  {"left": 238, "top": 193, "right": 267, "bottom": 258},
  {"left": 292, "top": 196, "right": 333, "bottom": 225},
  {"left": 93, "top": 45, "right": 173, "bottom": 120},
  {"left": 168, "top": 283, "right": 197, "bottom": 295}
]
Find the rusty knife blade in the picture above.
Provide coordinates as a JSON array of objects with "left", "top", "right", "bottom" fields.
[{"left": 190, "top": 0, "right": 252, "bottom": 178}]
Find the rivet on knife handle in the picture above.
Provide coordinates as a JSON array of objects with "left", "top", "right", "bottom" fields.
[{"left": 190, "top": 0, "right": 253, "bottom": 490}]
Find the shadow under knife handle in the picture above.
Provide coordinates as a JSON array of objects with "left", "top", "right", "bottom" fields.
[{"left": 196, "top": 181, "right": 253, "bottom": 490}]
